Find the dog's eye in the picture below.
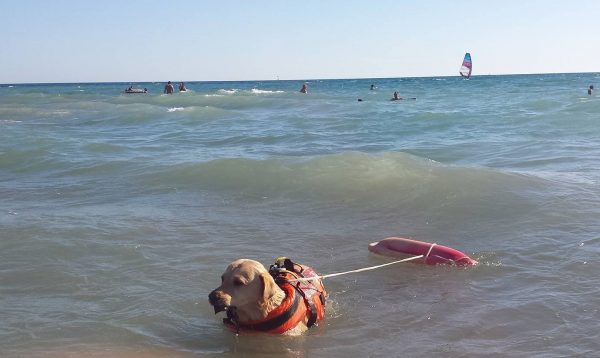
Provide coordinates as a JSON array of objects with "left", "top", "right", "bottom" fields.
[{"left": 233, "top": 278, "right": 245, "bottom": 286}]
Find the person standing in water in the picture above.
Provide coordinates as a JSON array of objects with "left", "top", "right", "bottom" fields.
[
  {"left": 179, "top": 82, "right": 187, "bottom": 92},
  {"left": 164, "top": 81, "right": 174, "bottom": 94},
  {"left": 300, "top": 83, "right": 308, "bottom": 93},
  {"left": 391, "top": 91, "right": 401, "bottom": 101},
  {"left": 370, "top": 84, "right": 376, "bottom": 90},
  {"left": 588, "top": 85, "right": 594, "bottom": 95}
]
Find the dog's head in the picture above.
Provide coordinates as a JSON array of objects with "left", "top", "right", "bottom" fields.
[{"left": 208, "top": 259, "right": 279, "bottom": 321}]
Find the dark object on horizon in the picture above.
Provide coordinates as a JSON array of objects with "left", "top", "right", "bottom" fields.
[{"left": 358, "top": 98, "right": 363, "bottom": 102}]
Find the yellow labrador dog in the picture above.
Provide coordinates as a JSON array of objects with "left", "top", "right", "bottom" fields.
[{"left": 208, "top": 258, "right": 327, "bottom": 335}]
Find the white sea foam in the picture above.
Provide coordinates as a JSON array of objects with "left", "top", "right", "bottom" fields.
[
  {"left": 250, "top": 88, "right": 285, "bottom": 94},
  {"left": 217, "top": 89, "right": 238, "bottom": 94},
  {"left": 167, "top": 107, "right": 185, "bottom": 112}
]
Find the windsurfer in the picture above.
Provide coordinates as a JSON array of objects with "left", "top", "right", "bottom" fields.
[{"left": 460, "top": 53, "right": 472, "bottom": 79}]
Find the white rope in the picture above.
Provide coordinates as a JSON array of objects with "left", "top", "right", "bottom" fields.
[
  {"left": 424, "top": 243, "right": 437, "bottom": 264},
  {"left": 287, "top": 254, "right": 424, "bottom": 283}
]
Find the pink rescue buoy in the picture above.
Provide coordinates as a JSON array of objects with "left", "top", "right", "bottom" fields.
[{"left": 368, "top": 237, "right": 478, "bottom": 266}]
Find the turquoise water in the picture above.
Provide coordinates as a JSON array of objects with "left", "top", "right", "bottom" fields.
[{"left": 1, "top": 74, "right": 600, "bottom": 357}]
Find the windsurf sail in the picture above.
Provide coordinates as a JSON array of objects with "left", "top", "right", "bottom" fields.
[{"left": 459, "top": 53, "right": 472, "bottom": 79}]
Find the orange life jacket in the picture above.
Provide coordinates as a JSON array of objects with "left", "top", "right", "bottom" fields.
[{"left": 224, "top": 257, "right": 327, "bottom": 334}]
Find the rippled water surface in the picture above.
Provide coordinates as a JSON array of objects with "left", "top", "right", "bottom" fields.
[{"left": 1, "top": 74, "right": 600, "bottom": 357}]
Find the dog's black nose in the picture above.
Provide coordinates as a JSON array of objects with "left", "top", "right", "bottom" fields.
[
  {"left": 208, "top": 290, "right": 218, "bottom": 304},
  {"left": 208, "top": 290, "right": 227, "bottom": 314}
]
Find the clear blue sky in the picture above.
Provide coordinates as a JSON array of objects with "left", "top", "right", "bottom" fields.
[{"left": 2, "top": 0, "right": 598, "bottom": 83}]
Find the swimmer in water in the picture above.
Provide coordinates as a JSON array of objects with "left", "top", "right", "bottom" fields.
[
  {"left": 164, "top": 81, "right": 174, "bottom": 94},
  {"left": 300, "top": 83, "right": 308, "bottom": 94}
]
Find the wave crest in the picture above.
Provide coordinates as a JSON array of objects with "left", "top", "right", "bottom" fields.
[{"left": 140, "top": 152, "right": 540, "bottom": 207}]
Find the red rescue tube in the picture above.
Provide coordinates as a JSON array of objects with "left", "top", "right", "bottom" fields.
[{"left": 368, "top": 237, "right": 477, "bottom": 266}]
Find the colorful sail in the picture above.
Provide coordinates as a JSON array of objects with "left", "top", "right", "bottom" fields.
[{"left": 459, "top": 53, "right": 472, "bottom": 79}]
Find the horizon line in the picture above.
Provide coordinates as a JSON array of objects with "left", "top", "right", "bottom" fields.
[{"left": 1, "top": 71, "right": 598, "bottom": 86}]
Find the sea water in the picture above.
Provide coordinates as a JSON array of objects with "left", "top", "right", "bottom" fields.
[{"left": 1, "top": 74, "right": 599, "bottom": 357}]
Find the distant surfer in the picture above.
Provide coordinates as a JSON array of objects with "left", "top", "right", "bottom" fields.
[
  {"left": 300, "top": 83, "right": 308, "bottom": 94},
  {"left": 588, "top": 85, "right": 594, "bottom": 96},
  {"left": 391, "top": 91, "right": 401, "bottom": 101},
  {"left": 164, "top": 81, "right": 174, "bottom": 94},
  {"left": 179, "top": 82, "right": 187, "bottom": 92}
]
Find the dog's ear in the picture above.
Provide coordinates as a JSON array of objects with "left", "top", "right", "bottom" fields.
[{"left": 260, "top": 271, "right": 277, "bottom": 302}]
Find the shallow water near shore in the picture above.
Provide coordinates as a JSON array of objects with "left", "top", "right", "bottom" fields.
[{"left": 1, "top": 74, "right": 600, "bottom": 357}]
